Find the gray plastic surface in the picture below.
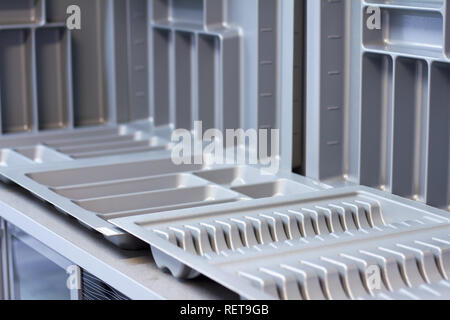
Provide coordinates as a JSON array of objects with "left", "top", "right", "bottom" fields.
[
  {"left": 305, "top": 0, "right": 450, "bottom": 211},
  {"left": 0, "top": 0, "right": 292, "bottom": 163},
  {"left": 0, "top": 1, "right": 45, "bottom": 27},
  {"left": 0, "top": 148, "right": 323, "bottom": 249},
  {"left": 0, "top": 0, "right": 447, "bottom": 301},
  {"left": 0, "top": 0, "right": 301, "bottom": 249},
  {"left": 111, "top": 186, "right": 450, "bottom": 299}
]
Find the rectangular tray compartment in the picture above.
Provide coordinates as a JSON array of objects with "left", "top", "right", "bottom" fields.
[
  {"left": 27, "top": 158, "right": 204, "bottom": 188},
  {"left": 64, "top": 0, "right": 110, "bottom": 127},
  {"left": 427, "top": 62, "right": 450, "bottom": 210},
  {"left": 306, "top": 0, "right": 450, "bottom": 212},
  {"left": 110, "top": 186, "right": 450, "bottom": 299},
  {"left": 152, "top": 28, "right": 171, "bottom": 126},
  {"left": 174, "top": 31, "right": 193, "bottom": 129},
  {"left": 360, "top": 53, "right": 393, "bottom": 190},
  {"left": 51, "top": 173, "right": 208, "bottom": 200},
  {"left": 69, "top": 144, "right": 169, "bottom": 159},
  {"left": 363, "top": 7, "right": 444, "bottom": 57},
  {"left": 153, "top": 0, "right": 224, "bottom": 28},
  {"left": 43, "top": 134, "right": 136, "bottom": 149},
  {"left": 197, "top": 34, "right": 217, "bottom": 132},
  {"left": 35, "top": 26, "right": 73, "bottom": 130},
  {"left": 0, "top": 0, "right": 44, "bottom": 26},
  {"left": 231, "top": 179, "right": 316, "bottom": 199},
  {"left": 194, "top": 166, "right": 276, "bottom": 186},
  {"left": 0, "top": 149, "right": 34, "bottom": 167},
  {"left": 153, "top": 0, "right": 203, "bottom": 26},
  {"left": 446, "top": 1, "right": 450, "bottom": 58},
  {"left": 75, "top": 185, "right": 240, "bottom": 215},
  {"left": 15, "top": 145, "right": 71, "bottom": 163},
  {"left": 0, "top": 29, "right": 35, "bottom": 133},
  {"left": 0, "top": 1, "right": 299, "bottom": 251}
]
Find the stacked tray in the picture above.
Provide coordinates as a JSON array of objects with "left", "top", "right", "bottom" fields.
[
  {"left": 0, "top": 0, "right": 317, "bottom": 251},
  {"left": 0, "top": 152, "right": 324, "bottom": 248},
  {"left": 306, "top": 0, "right": 450, "bottom": 211},
  {"left": 0, "top": 0, "right": 448, "bottom": 300},
  {"left": 111, "top": 186, "right": 450, "bottom": 299}
]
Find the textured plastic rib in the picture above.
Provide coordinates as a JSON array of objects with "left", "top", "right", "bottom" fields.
[
  {"left": 305, "top": 0, "right": 450, "bottom": 211},
  {"left": 111, "top": 186, "right": 450, "bottom": 299}
]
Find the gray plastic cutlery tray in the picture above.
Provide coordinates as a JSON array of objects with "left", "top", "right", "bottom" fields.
[
  {"left": 0, "top": 152, "right": 322, "bottom": 248},
  {"left": 0, "top": 0, "right": 312, "bottom": 250},
  {"left": 111, "top": 186, "right": 450, "bottom": 299},
  {"left": 0, "top": 0, "right": 448, "bottom": 300},
  {"left": 306, "top": 0, "right": 450, "bottom": 212}
]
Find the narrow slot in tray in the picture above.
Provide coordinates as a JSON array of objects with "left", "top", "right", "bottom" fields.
[
  {"left": 363, "top": 7, "right": 444, "bottom": 57},
  {"left": 110, "top": 186, "right": 450, "bottom": 299},
  {"left": 26, "top": 158, "right": 204, "bottom": 187},
  {"left": 43, "top": 134, "right": 136, "bottom": 148},
  {"left": 101, "top": 198, "right": 242, "bottom": 220},
  {"left": 55, "top": 138, "right": 164, "bottom": 155},
  {"left": 221, "top": 32, "right": 240, "bottom": 131},
  {"left": 69, "top": 144, "right": 168, "bottom": 159},
  {"left": 0, "top": 149, "right": 34, "bottom": 167},
  {"left": 446, "top": 1, "right": 450, "bottom": 58},
  {"left": 0, "top": 0, "right": 44, "bottom": 26},
  {"left": 194, "top": 166, "right": 275, "bottom": 186},
  {"left": 360, "top": 53, "right": 393, "bottom": 191},
  {"left": 427, "top": 62, "right": 450, "bottom": 211},
  {"left": 0, "top": 127, "right": 118, "bottom": 149},
  {"left": 153, "top": 0, "right": 204, "bottom": 26}
]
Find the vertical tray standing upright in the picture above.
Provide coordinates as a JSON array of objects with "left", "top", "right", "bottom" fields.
[{"left": 306, "top": 0, "right": 450, "bottom": 212}]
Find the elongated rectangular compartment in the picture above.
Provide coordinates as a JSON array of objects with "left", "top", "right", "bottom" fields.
[
  {"left": 111, "top": 186, "right": 450, "bottom": 299},
  {"left": 0, "top": 0, "right": 304, "bottom": 250}
]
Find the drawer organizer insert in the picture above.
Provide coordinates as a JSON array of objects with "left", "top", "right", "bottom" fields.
[
  {"left": 0, "top": 154, "right": 322, "bottom": 249},
  {"left": 111, "top": 186, "right": 450, "bottom": 299},
  {"left": 306, "top": 0, "right": 450, "bottom": 212},
  {"left": 0, "top": 0, "right": 300, "bottom": 250}
]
